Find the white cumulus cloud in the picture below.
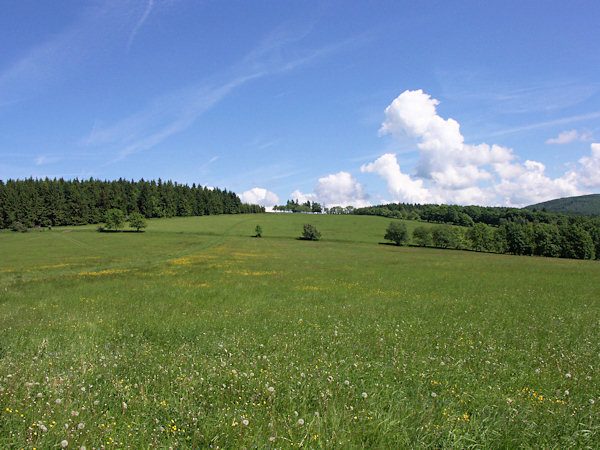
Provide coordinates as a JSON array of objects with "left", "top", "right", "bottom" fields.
[
  {"left": 240, "top": 187, "right": 279, "bottom": 207},
  {"left": 546, "top": 129, "right": 580, "bottom": 144},
  {"left": 360, "top": 154, "right": 434, "bottom": 204},
  {"left": 572, "top": 143, "right": 600, "bottom": 189},
  {"left": 367, "top": 89, "right": 586, "bottom": 206},
  {"left": 290, "top": 171, "right": 369, "bottom": 208}
]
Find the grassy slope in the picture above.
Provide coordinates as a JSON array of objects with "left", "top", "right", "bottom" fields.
[{"left": 1, "top": 214, "right": 599, "bottom": 447}]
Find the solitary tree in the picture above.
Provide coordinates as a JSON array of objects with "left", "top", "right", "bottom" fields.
[
  {"left": 105, "top": 208, "right": 125, "bottom": 231},
  {"left": 384, "top": 221, "right": 409, "bottom": 246},
  {"left": 301, "top": 224, "right": 321, "bottom": 241},
  {"left": 128, "top": 212, "right": 147, "bottom": 232},
  {"left": 255, "top": 224, "right": 263, "bottom": 237}
]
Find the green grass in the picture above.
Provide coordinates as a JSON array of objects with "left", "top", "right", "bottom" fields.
[{"left": 1, "top": 214, "right": 599, "bottom": 447}]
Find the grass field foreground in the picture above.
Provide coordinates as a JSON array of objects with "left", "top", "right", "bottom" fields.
[{"left": 1, "top": 214, "right": 599, "bottom": 447}]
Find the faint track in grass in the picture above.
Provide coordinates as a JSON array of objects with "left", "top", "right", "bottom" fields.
[{"left": 2, "top": 216, "right": 255, "bottom": 287}]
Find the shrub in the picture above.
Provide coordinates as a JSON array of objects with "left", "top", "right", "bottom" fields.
[
  {"left": 128, "top": 212, "right": 147, "bottom": 232},
  {"left": 412, "top": 226, "right": 432, "bottom": 246},
  {"left": 10, "top": 221, "right": 26, "bottom": 232},
  {"left": 104, "top": 209, "right": 125, "bottom": 231},
  {"left": 301, "top": 224, "right": 321, "bottom": 241},
  {"left": 384, "top": 221, "right": 409, "bottom": 246},
  {"left": 255, "top": 225, "right": 263, "bottom": 238}
]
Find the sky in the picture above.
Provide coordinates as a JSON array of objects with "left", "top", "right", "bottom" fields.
[{"left": 1, "top": 0, "right": 599, "bottom": 209}]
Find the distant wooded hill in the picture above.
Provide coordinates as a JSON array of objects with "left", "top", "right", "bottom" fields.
[{"left": 525, "top": 194, "right": 600, "bottom": 217}]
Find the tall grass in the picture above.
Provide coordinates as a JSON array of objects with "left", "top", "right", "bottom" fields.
[{"left": 1, "top": 214, "right": 599, "bottom": 447}]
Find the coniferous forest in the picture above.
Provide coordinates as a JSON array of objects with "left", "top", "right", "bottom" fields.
[{"left": 0, "top": 178, "right": 264, "bottom": 229}]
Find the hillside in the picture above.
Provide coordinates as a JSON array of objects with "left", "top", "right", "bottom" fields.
[{"left": 525, "top": 193, "right": 600, "bottom": 216}]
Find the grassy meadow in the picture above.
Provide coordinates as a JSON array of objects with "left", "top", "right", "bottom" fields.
[{"left": 1, "top": 214, "right": 599, "bottom": 448}]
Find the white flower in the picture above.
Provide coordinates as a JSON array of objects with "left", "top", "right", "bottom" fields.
[
  {"left": 242, "top": 419, "right": 249, "bottom": 426},
  {"left": 61, "top": 440, "right": 68, "bottom": 448},
  {"left": 268, "top": 386, "right": 275, "bottom": 393},
  {"left": 431, "top": 392, "right": 437, "bottom": 398},
  {"left": 344, "top": 380, "right": 350, "bottom": 385},
  {"left": 298, "top": 418, "right": 304, "bottom": 425},
  {"left": 77, "top": 423, "right": 85, "bottom": 430},
  {"left": 55, "top": 398, "right": 62, "bottom": 404},
  {"left": 122, "top": 402, "right": 127, "bottom": 409},
  {"left": 362, "top": 392, "right": 368, "bottom": 399},
  {"left": 39, "top": 424, "right": 48, "bottom": 432},
  {"left": 566, "top": 372, "right": 572, "bottom": 378}
]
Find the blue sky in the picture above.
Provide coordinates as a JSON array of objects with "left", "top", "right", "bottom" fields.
[{"left": 1, "top": 1, "right": 599, "bottom": 208}]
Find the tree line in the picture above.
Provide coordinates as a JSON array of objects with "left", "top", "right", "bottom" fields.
[
  {"left": 362, "top": 202, "right": 599, "bottom": 260},
  {"left": 407, "top": 222, "right": 598, "bottom": 260},
  {"left": 273, "top": 199, "right": 322, "bottom": 213},
  {"left": 0, "top": 178, "right": 264, "bottom": 229}
]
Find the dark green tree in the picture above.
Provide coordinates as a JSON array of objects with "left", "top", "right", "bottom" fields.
[
  {"left": 559, "top": 225, "right": 595, "bottom": 260},
  {"left": 466, "top": 223, "right": 495, "bottom": 252},
  {"left": 384, "top": 221, "right": 409, "bottom": 246},
  {"left": 412, "top": 226, "right": 432, "bottom": 246},
  {"left": 128, "top": 212, "right": 147, "bottom": 232},
  {"left": 533, "top": 223, "right": 561, "bottom": 257},
  {"left": 105, "top": 209, "right": 125, "bottom": 231}
]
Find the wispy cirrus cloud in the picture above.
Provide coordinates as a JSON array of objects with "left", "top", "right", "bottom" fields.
[
  {"left": 84, "top": 27, "right": 363, "bottom": 163},
  {"left": 486, "top": 111, "right": 600, "bottom": 137},
  {"left": 35, "top": 155, "right": 60, "bottom": 166},
  {"left": 127, "top": 0, "right": 155, "bottom": 52},
  {"left": 0, "top": 1, "right": 166, "bottom": 108},
  {"left": 85, "top": 71, "right": 263, "bottom": 162}
]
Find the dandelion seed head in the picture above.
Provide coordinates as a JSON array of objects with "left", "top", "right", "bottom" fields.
[
  {"left": 298, "top": 418, "right": 304, "bottom": 425},
  {"left": 362, "top": 392, "right": 368, "bottom": 399}
]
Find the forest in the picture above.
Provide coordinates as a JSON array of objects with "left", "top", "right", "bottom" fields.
[{"left": 0, "top": 178, "right": 264, "bottom": 229}]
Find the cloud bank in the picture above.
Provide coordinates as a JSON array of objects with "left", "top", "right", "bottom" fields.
[
  {"left": 288, "top": 90, "right": 599, "bottom": 208},
  {"left": 364, "top": 90, "right": 598, "bottom": 206}
]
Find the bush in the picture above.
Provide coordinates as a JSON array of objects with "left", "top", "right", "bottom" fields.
[
  {"left": 432, "top": 225, "right": 461, "bottom": 249},
  {"left": 128, "top": 212, "right": 147, "bottom": 232},
  {"left": 104, "top": 209, "right": 125, "bottom": 231},
  {"left": 254, "top": 225, "right": 263, "bottom": 238},
  {"left": 301, "top": 224, "right": 321, "bottom": 241},
  {"left": 412, "top": 226, "right": 432, "bottom": 246},
  {"left": 384, "top": 221, "right": 409, "bottom": 246},
  {"left": 10, "top": 221, "right": 27, "bottom": 232}
]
